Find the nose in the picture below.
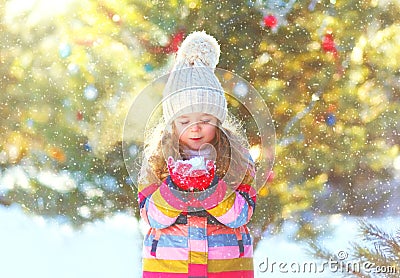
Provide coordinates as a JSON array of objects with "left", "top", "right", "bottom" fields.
[{"left": 190, "top": 122, "right": 201, "bottom": 132}]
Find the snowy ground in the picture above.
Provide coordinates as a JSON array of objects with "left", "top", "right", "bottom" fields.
[
  {"left": 1, "top": 205, "right": 398, "bottom": 278},
  {"left": 1, "top": 205, "right": 142, "bottom": 278}
]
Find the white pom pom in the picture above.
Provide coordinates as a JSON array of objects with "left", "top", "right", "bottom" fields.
[{"left": 176, "top": 31, "right": 220, "bottom": 69}]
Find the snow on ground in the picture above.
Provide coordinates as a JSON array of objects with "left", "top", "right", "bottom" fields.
[
  {"left": 1, "top": 205, "right": 142, "bottom": 278},
  {"left": 254, "top": 215, "right": 358, "bottom": 278},
  {"left": 1, "top": 205, "right": 398, "bottom": 278}
]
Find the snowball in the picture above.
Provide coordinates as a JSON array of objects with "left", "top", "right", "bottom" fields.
[{"left": 176, "top": 156, "right": 206, "bottom": 170}]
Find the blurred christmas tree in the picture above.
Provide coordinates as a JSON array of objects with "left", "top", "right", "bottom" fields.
[
  {"left": 1, "top": 0, "right": 400, "bottom": 247},
  {"left": 310, "top": 220, "right": 399, "bottom": 277}
]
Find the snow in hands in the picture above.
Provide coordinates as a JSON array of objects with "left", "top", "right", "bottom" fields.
[
  {"left": 168, "top": 156, "right": 216, "bottom": 191},
  {"left": 173, "top": 157, "right": 208, "bottom": 176}
]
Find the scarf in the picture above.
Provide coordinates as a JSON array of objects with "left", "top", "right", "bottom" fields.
[{"left": 181, "top": 144, "right": 216, "bottom": 161}]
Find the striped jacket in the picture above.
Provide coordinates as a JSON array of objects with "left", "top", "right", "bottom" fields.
[{"left": 138, "top": 174, "right": 257, "bottom": 277}]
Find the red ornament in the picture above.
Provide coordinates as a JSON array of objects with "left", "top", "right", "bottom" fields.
[
  {"left": 146, "top": 29, "right": 186, "bottom": 54},
  {"left": 322, "top": 33, "right": 338, "bottom": 58},
  {"left": 263, "top": 14, "right": 278, "bottom": 28},
  {"left": 165, "top": 29, "right": 185, "bottom": 53},
  {"left": 76, "top": 111, "right": 84, "bottom": 121}
]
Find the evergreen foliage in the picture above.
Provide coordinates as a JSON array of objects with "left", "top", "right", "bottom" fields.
[{"left": 1, "top": 0, "right": 399, "bottom": 245}]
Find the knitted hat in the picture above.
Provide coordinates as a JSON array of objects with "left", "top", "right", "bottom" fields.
[{"left": 162, "top": 31, "right": 227, "bottom": 124}]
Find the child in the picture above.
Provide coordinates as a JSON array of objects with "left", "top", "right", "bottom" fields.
[{"left": 138, "top": 31, "right": 257, "bottom": 278}]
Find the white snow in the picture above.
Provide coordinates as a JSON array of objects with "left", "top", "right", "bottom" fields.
[
  {"left": 0, "top": 205, "right": 143, "bottom": 278},
  {"left": 175, "top": 156, "right": 207, "bottom": 171},
  {"left": 0, "top": 205, "right": 398, "bottom": 278},
  {"left": 37, "top": 170, "right": 77, "bottom": 193},
  {"left": 0, "top": 165, "right": 30, "bottom": 190},
  {"left": 0, "top": 166, "right": 78, "bottom": 193}
]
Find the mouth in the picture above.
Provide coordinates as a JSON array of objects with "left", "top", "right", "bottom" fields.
[{"left": 190, "top": 137, "right": 202, "bottom": 141}]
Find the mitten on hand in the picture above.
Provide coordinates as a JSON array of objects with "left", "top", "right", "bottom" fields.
[{"left": 167, "top": 156, "right": 216, "bottom": 191}]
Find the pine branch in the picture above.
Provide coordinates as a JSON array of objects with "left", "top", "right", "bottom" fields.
[
  {"left": 306, "top": 240, "right": 332, "bottom": 261},
  {"left": 309, "top": 220, "right": 400, "bottom": 278},
  {"left": 351, "top": 242, "right": 388, "bottom": 268},
  {"left": 358, "top": 220, "right": 400, "bottom": 261},
  {"left": 307, "top": 241, "right": 370, "bottom": 278}
]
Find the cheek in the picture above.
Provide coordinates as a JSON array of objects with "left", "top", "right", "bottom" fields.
[
  {"left": 176, "top": 127, "right": 190, "bottom": 141},
  {"left": 206, "top": 125, "right": 217, "bottom": 138}
]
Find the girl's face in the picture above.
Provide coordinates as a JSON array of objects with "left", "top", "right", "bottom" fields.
[{"left": 174, "top": 112, "right": 218, "bottom": 151}]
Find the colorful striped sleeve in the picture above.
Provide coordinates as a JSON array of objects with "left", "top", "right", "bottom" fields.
[
  {"left": 138, "top": 177, "right": 187, "bottom": 229},
  {"left": 203, "top": 181, "right": 257, "bottom": 228}
]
